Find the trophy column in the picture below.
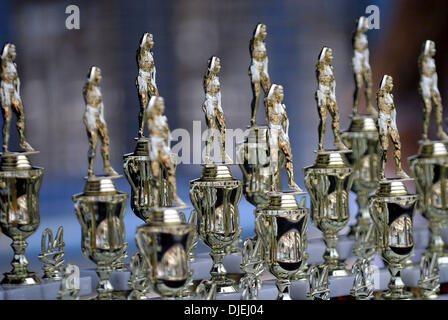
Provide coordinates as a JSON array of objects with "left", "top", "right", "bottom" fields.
[
  {"left": 409, "top": 141, "right": 448, "bottom": 264},
  {"left": 190, "top": 164, "right": 242, "bottom": 293},
  {"left": 304, "top": 150, "right": 353, "bottom": 277},
  {"left": 0, "top": 152, "right": 44, "bottom": 285}
]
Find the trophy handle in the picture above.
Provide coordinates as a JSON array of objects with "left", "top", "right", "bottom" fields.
[
  {"left": 135, "top": 234, "right": 153, "bottom": 277},
  {"left": 73, "top": 202, "right": 88, "bottom": 231},
  {"left": 304, "top": 171, "right": 318, "bottom": 207},
  {"left": 123, "top": 157, "right": 138, "bottom": 192},
  {"left": 189, "top": 184, "right": 202, "bottom": 218}
]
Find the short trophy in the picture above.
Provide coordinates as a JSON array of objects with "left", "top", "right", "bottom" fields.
[
  {"left": 123, "top": 33, "right": 179, "bottom": 221},
  {"left": 0, "top": 43, "right": 44, "bottom": 285},
  {"left": 342, "top": 17, "right": 379, "bottom": 241},
  {"left": 256, "top": 191, "right": 308, "bottom": 300},
  {"left": 38, "top": 227, "right": 65, "bottom": 280},
  {"left": 73, "top": 66, "right": 129, "bottom": 300},
  {"left": 304, "top": 47, "right": 353, "bottom": 277},
  {"left": 369, "top": 75, "right": 417, "bottom": 300},
  {"left": 418, "top": 253, "right": 440, "bottom": 300},
  {"left": 189, "top": 57, "right": 242, "bottom": 294},
  {"left": 135, "top": 206, "right": 195, "bottom": 299},
  {"left": 409, "top": 40, "right": 448, "bottom": 265},
  {"left": 307, "top": 265, "right": 330, "bottom": 300},
  {"left": 249, "top": 23, "right": 271, "bottom": 127},
  {"left": 350, "top": 259, "right": 374, "bottom": 300}
]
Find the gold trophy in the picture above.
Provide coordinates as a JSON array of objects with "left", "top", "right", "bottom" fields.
[
  {"left": 256, "top": 191, "right": 308, "bottom": 300},
  {"left": 304, "top": 47, "right": 353, "bottom": 277},
  {"left": 0, "top": 43, "right": 44, "bottom": 285},
  {"left": 409, "top": 40, "right": 448, "bottom": 264},
  {"left": 38, "top": 227, "right": 65, "bottom": 280},
  {"left": 369, "top": 75, "right": 417, "bottom": 300},
  {"left": 135, "top": 206, "right": 195, "bottom": 299},
  {"left": 73, "top": 66, "right": 129, "bottom": 300},
  {"left": 342, "top": 17, "right": 379, "bottom": 241}
]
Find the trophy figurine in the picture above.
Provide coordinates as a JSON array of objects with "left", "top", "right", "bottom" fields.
[
  {"left": 369, "top": 75, "right": 417, "bottom": 300},
  {"left": 73, "top": 66, "right": 129, "bottom": 300},
  {"left": 409, "top": 40, "right": 448, "bottom": 265},
  {"left": 249, "top": 23, "right": 271, "bottom": 127},
  {"left": 38, "top": 227, "right": 65, "bottom": 280},
  {"left": 256, "top": 191, "right": 308, "bottom": 300},
  {"left": 304, "top": 47, "right": 353, "bottom": 277},
  {"left": 136, "top": 206, "right": 195, "bottom": 299},
  {"left": 418, "top": 253, "right": 440, "bottom": 299},
  {"left": 0, "top": 43, "right": 44, "bottom": 285},
  {"left": 342, "top": 17, "right": 379, "bottom": 241}
]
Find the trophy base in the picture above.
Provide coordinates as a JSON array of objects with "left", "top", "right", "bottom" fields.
[
  {"left": 380, "top": 290, "right": 414, "bottom": 300},
  {"left": 327, "top": 267, "right": 351, "bottom": 278},
  {"left": 205, "top": 274, "right": 241, "bottom": 294},
  {"left": 1, "top": 272, "right": 41, "bottom": 286}
]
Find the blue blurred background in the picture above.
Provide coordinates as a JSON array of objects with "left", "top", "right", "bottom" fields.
[{"left": 0, "top": 0, "right": 447, "bottom": 272}]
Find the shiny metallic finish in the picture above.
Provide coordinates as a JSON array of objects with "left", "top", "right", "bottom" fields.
[
  {"left": 73, "top": 176, "right": 128, "bottom": 300},
  {"left": 127, "top": 253, "right": 150, "bottom": 300},
  {"left": 418, "top": 253, "right": 440, "bottom": 299},
  {"left": 135, "top": 206, "right": 195, "bottom": 299},
  {"left": 342, "top": 115, "right": 379, "bottom": 252},
  {"left": 190, "top": 164, "right": 242, "bottom": 293},
  {"left": 38, "top": 226, "right": 65, "bottom": 280},
  {"left": 409, "top": 141, "right": 448, "bottom": 264},
  {"left": 369, "top": 179, "right": 417, "bottom": 300},
  {"left": 351, "top": 259, "right": 374, "bottom": 300},
  {"left": 0, "top": 152, "right": 44, "bottom": 285},
  {"left": 256, "top": 191, "right": 309, "bottom": 300},
  {"left": 304, "top": 150, "right": 353, "bottom": 277},
  {"left": 307, "top": 265, "right": 330, "bottom": 300}
]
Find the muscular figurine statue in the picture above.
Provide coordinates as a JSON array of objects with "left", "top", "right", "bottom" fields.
[
  {"left": 377, "top": 75, "right": 409, "bottom": 180},
  {"left": 1, "top": 43, "right": 34, "bottom": 153},
  {"left": 136, "top": 33, "right": 159, "bottom": 138},
  {"left": 146, "top": 96, "right": 185, "bottom": 206},
  {"left": 352, "top": 16, "right": 377, "bottom": 117},
  {"left": 202, "top": 56, "right": 231, "bottom": 163},
  {"left": 418, "top": 40, "right": 448, "bottom": 141},
  {"left": 83, "top": 66, "right": 119, "bottom": 177},
  {"left": 249, "top": 23, "right": 271, "bottom": 127},
  {"left": 315, "top": 47, "right": 348, "bottom": 151},
  {"left": 265, "top": 84, "right": 301, "bottom": 191}
]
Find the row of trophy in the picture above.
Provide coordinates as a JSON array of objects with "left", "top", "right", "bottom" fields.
[{"left": 0, "top": 15, "right": 446, "bottom": 301}]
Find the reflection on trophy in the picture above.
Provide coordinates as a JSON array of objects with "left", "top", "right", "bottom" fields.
[
  {"left": 409, "top": 41, "right": 448, "bottom": 265},
  {"left": 38, "top": 227, "right": 65, "bottom": 280},
  {"left": 369, "top": 75, "right": 417, "bottom": 299},
  {"left": 418, "top": 253, "right": 440, "bottom": 300},
  {"left": 136, "top": 206, "right": 195, "bottom": 299},
  {"left": 256, "top": 191, "right": 308, "bottom": 300},
  {"left": 73, "top": 66, "right": 129, "bottom": 299},
  {"left": 190, "top": 164, "right": 242, "bottom": 293},
  {"left": 0, "top": 43, "right": 44, "bottom": 285}
]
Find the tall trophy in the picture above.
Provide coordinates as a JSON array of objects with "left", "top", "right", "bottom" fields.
[
  {"left": 304, "top": 47, "right": 353, "bottom": 277},
  {"left": 369, "top": 75, "right": 417, "bottom": 300},
  {"left": 0, "top": 43, "right": 44, "bottom": 285},
  {"left": 256, "top": 191, "right": 308, "bottom": 300},
  {"left": 135, "top": 206, "right": 195, "bottom": 299},
  {"left": 73, "top": 66, "right": 128, "bottom": 300},
  {"left": 342, "top": 17, "right": 379, "bottom": 241},
  {"left": 409, "top": 40, "right": 448, "bottom": 264},
  {"left": 190, "top": 56, "right": 242, "bottom": 293}
]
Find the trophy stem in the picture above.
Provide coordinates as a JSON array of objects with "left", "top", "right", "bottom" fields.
[
  {"left": 2, "top": 237, "right": 40, "bottom": 285},
  {"left": 383, "top": 263, "right": 413, "bottom": 300},
  {"left": 96, "top": 262, "right": 114, "bottom": 300},
  {"left": 276, "top": 278, "right": 292, "bottom": 300},
  {"left": 351, "top": 190, "right": 371, "bottom": 234},
  {"left": 322, "top": 232, "right": 349, "bottom": 277},
  {"left": 210, "top": 249, "right": 228, "bottom": 284}
]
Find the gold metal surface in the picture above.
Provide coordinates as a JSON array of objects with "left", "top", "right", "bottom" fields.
[
  {"left": 350, "top": 259, "right": 374, "bottom": 300},
  {"left": 38, "top": 226, "right": 65, "bottom": 280},
  {"left": 418, "top": 253, "right": 440, "bottom": 299}
]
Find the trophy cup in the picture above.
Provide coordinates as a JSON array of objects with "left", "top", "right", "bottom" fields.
[
  {"left": 0, "top": 43, "right": 44, "bottom": 285},
  {"left": 304, "top": 47, "right": 353, "bottom": 277},
  {"left": 409, "top": 40, "right": 448, "bottom": 264},
  {"left": 341, "top": 17, "right": 379, "bottom": 239},
  {"left": 73, "top": 66, "right": 128, "bottom": 300},
  {"left": 38, "top": 226, "right": 65, "bottom": 280},
  {"left": 369, "top": 75, "right": 417, "bottom": 300},
  {"left": 135, "top": 206, "right": 195, "bottom": 299},
  {"left": 256, "top": 191, "right": 308, "bottom": 300}
]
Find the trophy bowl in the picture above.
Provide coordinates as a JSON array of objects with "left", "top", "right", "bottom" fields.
[
  {"left": 135, "top": 206, "right": 195, "bottom": 299},
  {"left": 304, "top": 150, "right": 353, "bottom": 277},
  {"left": 73, "top": 175, "right": 128, "bottom": 300},
  {"left": 256, "top": 191, "right": 309, "bottom": 300},
  {"left": 0, "top": 152, "right": 44, "bottom": 285},
  {"left": 369, "top": 179, "right": 417, "bottom": 300},
  {"left": 189, "top": 164, "right": 242, "bottom": 293}
]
